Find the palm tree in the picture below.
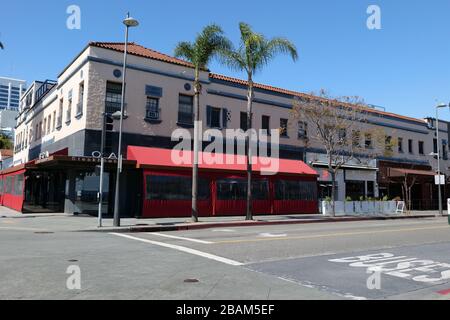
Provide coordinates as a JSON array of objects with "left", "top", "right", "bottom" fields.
[
  {"left": 220, "top": 22, "right": 298, "bottom": 221},
  {"left": 174, "top": 24, "right": 231, "bottom": 223}
]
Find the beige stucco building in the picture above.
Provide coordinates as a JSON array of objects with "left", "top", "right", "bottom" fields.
[{"left": 6, "top": 41, "right": 450, "bottom": 214}]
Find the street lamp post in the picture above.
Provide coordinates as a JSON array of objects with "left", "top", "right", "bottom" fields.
[
  {"left": 113, "top": 13, "right": 139, "bottom": 227},
  {"left": 435, "top": 103, "right": 448, "bottom": 218},
  {"left": 97, "top": 113, "right": 107, "bottom": 228}
]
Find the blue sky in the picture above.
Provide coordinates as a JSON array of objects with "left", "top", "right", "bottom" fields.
[{"left": 1, "top": 0, "right": 450, "bottom": 120}]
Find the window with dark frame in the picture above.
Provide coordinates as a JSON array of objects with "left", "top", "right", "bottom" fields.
[
  {"left": 178, "top": 94, "right": 194, "bottom": 126},
  {"left": 145, "top": 97, "right": 160, "bottom": 120},
  {"left": 385, "top": 136, "right": 393, "bottom": 152},
  {"left": 398, "top": 137, "right": 404, "bottom": 153},
  {"left": 105, "top": 81, "right": 122, "bottom": 114},
  {"left": 298, "top": 121, "right": 308, "bottom": 139},
  {"left": 280, "top": 118, "right": 288, "bottom": 137},
  {"left": 240, "top": 112, "right": 248, "bottom": 131},
  {"left": 443, "top": 140, "right": 448, "bottom": 160},
  {"left": 57, "top": 99, "right": 63, "bottom": 128},
  {"left": 77, "top": 82, "right": 84, "bottom": 116},
  {"left": 262, "top": 115, "right": 270, "bottom": 135},
  {"left": 146, "top": 175, "right": 210, "bottom": 201},
  {"left": 408, "top": 139, "right": 413, "bottom": 153},
  {"left": 419, "top": 141, "right": 424, "bottom": 155},
  {"left": 216, "top": 179, "right": 269, "bottom": 201},
  {"left": 274, "top": 180, "right": 317, "bottom": 201},
  {"left": 339, "top": 128, "right": 347, "bottom": 144},
  {"left": 365, "top": 133, "right": 373, "bottom": 149},
  {"left": 209, "top": 107, "right": 222, "bottom": 128}
]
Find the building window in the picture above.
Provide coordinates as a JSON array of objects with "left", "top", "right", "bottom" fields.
[
  {"left": 66, "top": 99, "right": 72, "bottom": 124},
  {"left": 398, "top": 137, "right": 404, "bottom": 153},
  {"left": 346, "top": 181, "right": 366, "bottom": 201},
  {"left": 385, "top": 136, "right": 393, "bottom": 152},
  {"left": 274, "top": 180, "right": 317, "bottom": 201},
  {"left": 298, "top": 121, "right": 308, "bottom": 139},
  {"left": 280, "top": 118, "right": 288, "bottom": 137},
  {"left": 177, "top": 94, "right": 193, "bottom": 126},
  {"left": 43, "top": 118, "right": 47, "bottom": 136},
  {"left": 216, "top": 179, "right": 269, "bottom": 201},
  {"left": 77, "top": 82, "right": 84, "bottom": 116},
  {"left": 47, "top": 115, "right": 51, "bottom": 134},
  {"left": 443, "top": 140, "right": 448, "bottom": 160},
  {"left": 145, "top": 96, "right": 160, "bottom": 120},
  {"left": 419, "top": 141, "right": 424, "bottom": 155},
  {"left": 433, "top": 139, "right": 438, "bottom": 154},
  {"left": 262, "top": 115, "right": 270, "bottom": 135},
  {"left": 207, "top": 106, "right": 221, "bottom": 128},
  {"left": 351, "top": 130, "right": 360, "bottom": 148},
  {"left": 365, "top": 133, "right": 373, "bottom": 149},
  {"left": 408, "top": 139, "right": 413, "bottom": 154},
  {"left": 105, "top": 81, "right": 122, "bottom": 114},
  {"left": 57, "top": 99, "right": 63, "bottom": 128},
  {"left": 240, "top": 112, "right": 248, "bottom": 131},
  {"left": 52, "top": 111, "right": 56, "bottom": 132},
  {"left": 146, "top": 175, "right": 210, "bottom": 200}
]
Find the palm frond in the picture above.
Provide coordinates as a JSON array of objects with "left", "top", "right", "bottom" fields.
[
  {"left": 175, "top": 24, "right": 230, "bottom": 70},
  {"left": 266, "top": 37, "right": 298, "bottom": 61},
  {"left": 174, "top": 41, "right": 194, "bottom": 62}
]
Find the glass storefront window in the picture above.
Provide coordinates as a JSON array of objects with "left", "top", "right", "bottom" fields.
[
  {"left": 217, "top": 179, "right": 269, "bottom": 201},
  {"left": 13, "top": 174, "right": 24, "bottom": 196},
  {"left": 146, "top": 175, "right": 210, "bottom": 201},
  {"left": 75, "top": 171, "right": 109, "bottom": 214},
  {"left": 275, "top": 180, "right": 317, "bottom": 201}
]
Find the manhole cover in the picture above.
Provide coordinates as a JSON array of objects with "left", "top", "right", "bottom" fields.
[{"left": 184, "top": 279, "right": 200, "bottom": 283}]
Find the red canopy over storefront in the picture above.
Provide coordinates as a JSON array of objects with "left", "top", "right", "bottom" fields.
[{"left": 127, "top": 146, "right": 317, "bottom": 176}]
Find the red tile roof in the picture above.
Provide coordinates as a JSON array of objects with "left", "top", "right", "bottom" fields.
[
  {"left": 90, "top": 42, "right": 195, "bottom": 68},
  {"left": 210, "top": 74, "right": 427, "bottom": 125},
  {"left": 91, "top": 42, "right": 427, "bottom": 125}
]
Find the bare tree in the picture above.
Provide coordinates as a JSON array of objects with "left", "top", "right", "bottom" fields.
[{"left": 291, "top": 90, "right": 394, "bottom": 216}]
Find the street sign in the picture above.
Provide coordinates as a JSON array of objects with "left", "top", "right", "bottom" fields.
[{"left": 435, "top": 175, "right": 445, "bottom": 185}]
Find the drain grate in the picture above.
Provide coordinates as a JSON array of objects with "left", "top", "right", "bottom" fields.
[{"left": 34, "top": 231, "right": 54, "bottom": 234}]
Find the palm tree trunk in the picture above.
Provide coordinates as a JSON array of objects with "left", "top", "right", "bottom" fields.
[
  {"left": 246, "top": 73, "right": 254, "bottom": 221},
  {"left": 191, "top": 67, "right": 200, "bottom": 223}
]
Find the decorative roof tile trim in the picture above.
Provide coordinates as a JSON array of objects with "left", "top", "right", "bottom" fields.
[
  {"left": 209, "top": 73, "right": 428, "bottom": 126},
  {"left": 85, "top": 42, "right": 427, "bottom": 126},
  {"left": 89, "top": 42, "right": 196, "bottom": 69}
]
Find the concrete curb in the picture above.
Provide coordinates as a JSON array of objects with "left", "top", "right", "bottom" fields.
[{"left": 79, "top": 214, "right": 437, "bottom": 234}]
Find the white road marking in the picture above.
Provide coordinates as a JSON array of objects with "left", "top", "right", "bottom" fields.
[
  {"left": 110, "top": 233, "right": 243, "bottom": 266},
  {"left": 212, "top": 229, "right": 236, "bottom": 233},
  {"left": 259, "top": 233, "right": 287, "bottom": 238},
  {"left": 151, "top": 232, "right": 213, "bottom": 244}
]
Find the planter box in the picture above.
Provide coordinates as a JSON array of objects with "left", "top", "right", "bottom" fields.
[{"left": 322, "top": 201, "right": 399, "bottom": 216}]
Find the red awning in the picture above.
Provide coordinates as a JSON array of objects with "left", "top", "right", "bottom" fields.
[{"left": 127, "top": 146, "right": 317, "bottom": 176}]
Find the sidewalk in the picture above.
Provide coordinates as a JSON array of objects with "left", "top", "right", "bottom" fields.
[{"left": 0, "top": 206, "right": 443, "bottom": 233}]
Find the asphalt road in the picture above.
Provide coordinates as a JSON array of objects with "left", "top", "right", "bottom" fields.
[{"left": 1, "top": 214, "right": 450, "bottom": 300}]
